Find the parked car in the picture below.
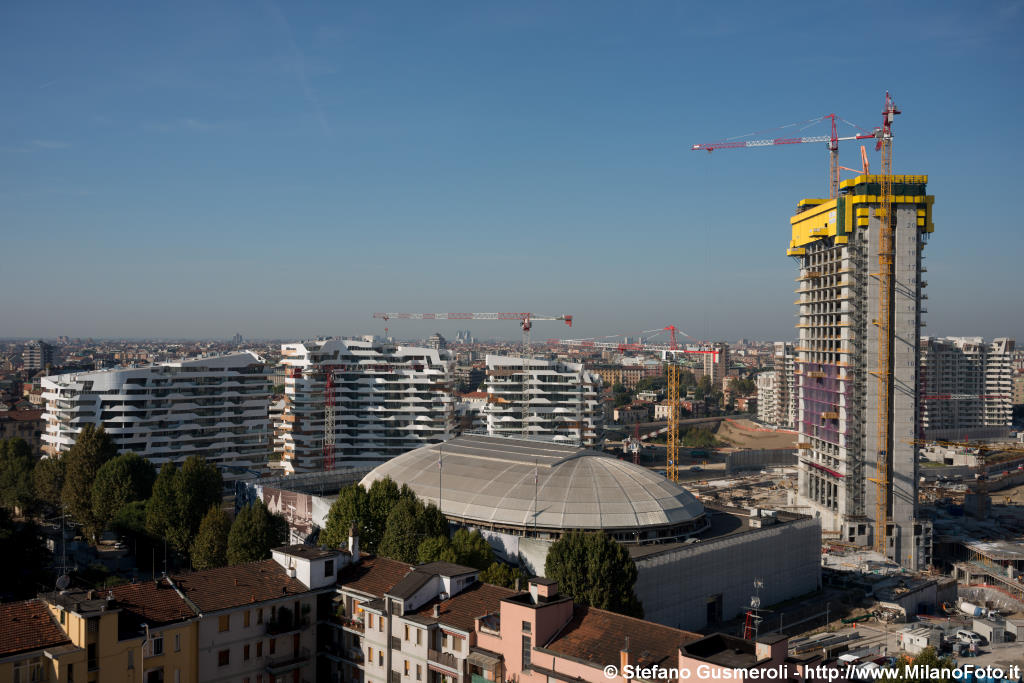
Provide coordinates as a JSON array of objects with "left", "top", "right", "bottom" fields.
[{"left": 956, "top": 630, "right": 984, "bottom": 645}]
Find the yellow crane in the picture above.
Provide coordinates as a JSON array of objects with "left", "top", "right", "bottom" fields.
[{"left": 870, "top": 92, "right": 900, "bottom": 554}]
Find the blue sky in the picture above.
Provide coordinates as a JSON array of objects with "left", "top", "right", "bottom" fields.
[{"left": 1, "top": 1, "right": 1021, "bottom": 342}]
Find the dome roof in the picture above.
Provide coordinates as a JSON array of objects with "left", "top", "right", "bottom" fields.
[{"left": 359, "top": 434, "right": 704, "bottom": 531}]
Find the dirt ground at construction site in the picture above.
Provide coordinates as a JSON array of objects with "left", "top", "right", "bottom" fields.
[{"left": 715, "top": 418, "right": 800, "bottom": 450}]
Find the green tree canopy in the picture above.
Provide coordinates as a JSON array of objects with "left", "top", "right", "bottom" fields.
[
  {"left": 364, "top": 478, "right": 417, "bottom": 552},
  {"left": 91, "top": 452, "right": 156, "bottom": 533},
  {"left": 451, "top": 529, "right": 494, "bottom": 570},
  {"left": 892, "top": 646, "right": 954, "bottom": 682},
  {"left": 416, "top": 536, "right": 458, "bottom": 564},
  {"left": 0, "top": 438, "right": 35, "bottom": 513},
  {"left": 320, "top": 484, "right": 369, "bottom": 550},
  {"left": 545, "top": 531, "right": 643, "bottom": 618},
  {"left": 62, "top": 425, "right": 117, "bottom": 539},
  {"left": 227, "top": 500, "right": 289, "bottom": 565},
  {"left": 192, "top": 505, "right": 232, "bottom": 570},
  {"left": 144, "top": 456, "right": 221, "bottom": 555},
  {"left": 479, "top": 561, "right": 528, "bottom": 590},
  {"left": 32, "top": 455, "right": 65, "bottom": 511},
  {"left": 379, "top": 499, "right": 447, "bottom": 564}
]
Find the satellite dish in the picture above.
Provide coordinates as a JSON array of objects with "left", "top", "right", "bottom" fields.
[{"left": 56, "top": 574, "right": 71, "bottom": 591}]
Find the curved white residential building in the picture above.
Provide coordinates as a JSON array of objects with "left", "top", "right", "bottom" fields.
[
  {"left": 484, "top": 355, "right": 603, "bottom": 446},
  {"left": 41, "top": 352, "right": 269, "bottom": 470},
  {"left": 275, "top": 337, "right": 455, "bottom": 473}
]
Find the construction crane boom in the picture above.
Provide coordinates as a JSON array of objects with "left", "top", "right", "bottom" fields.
[{"left": 691, "top": 113, "right": 877, "bottom": 199}]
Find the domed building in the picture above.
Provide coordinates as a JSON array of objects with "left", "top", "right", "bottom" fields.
[{"left": 359, "top": 433, "right": 709, "bottom": 544}]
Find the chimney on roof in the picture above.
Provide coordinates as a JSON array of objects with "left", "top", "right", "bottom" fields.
[
  {"left": 234, "top": 578, "right": 238, "bottom": 587},
  {"left": 433, "top": 604, "right": 440, "bottom": 618},
  {"left": 620, "top": 637, "right": 634, "bottom": 681}
]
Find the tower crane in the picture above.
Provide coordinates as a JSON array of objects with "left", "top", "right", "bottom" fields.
[
  {"left": 372, "top": 311, "right": 574, "bottom": 437},
  {"left": 691, "top": 113, "right": 878, "bottom": 199},
  {"left": 871, "top": 91, "right": 900, "bottom": 554},
  {"left": 557, "top": 325, "right": 715, "bottom": 484}
]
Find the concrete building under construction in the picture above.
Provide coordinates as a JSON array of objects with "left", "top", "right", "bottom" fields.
[{"left": 789, "top": 174, "right": 934, "bottom": 569}]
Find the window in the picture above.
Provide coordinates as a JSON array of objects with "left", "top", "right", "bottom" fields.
[
  {"left": 257, "top": 608, "right": 263, "bottom": 624},
  {"left": 174, "top": 634, "right": 180, "bottom": 652},
  {"left": 244, "top": 644, "right": 250, "bottom": 661},
  {"left": 368, "top": 614, "right": 374, "bottom": 629},
  {"left": 152, "top": 636, "right": 164, "bottom": 656},
  {"left": 379, "top": 616, "right": 385, "bottom": 632},
  {"left": 269, "top": 638, "right": 276, "bottom": 655},
  {"left": 88, "top": 644, "right": 97, "bottom": 671},
  {"left": 522, "top": 635, "right": 531, "bottom": 669},
  {"left": 405, "top": 625, "right": 409, "bottom": 641},
  {"left": 218, "top": 615, "right": 230, "bottom": 632},
  {"left": 416, "top": 629, "right": 422, "bottom": 645},
  {"left": 256, "top": 641, "right": 263, "bottom": 658},
  {"left": 244, "top": 610, "right": 251, "bottom": 627},
  {"left": 67, "top": 663, "right": 74, "bottom": 682},
  {"left": 368, "top": 647, "right": 373, "bottom": 663},
  {"left": 417, "top": 664, "right": 422, "bottom": 681},
  {"left": 325, "top": 560, "right": 334, "bottom": 576},
  {"left": 452, "top": 637, "right": 462, "bottom": 652},
  {"left": 522, "top": 620, "right": 531, "bottom": 633},
  {"left": 405, "top": 660, "right": 410, "bottom": 676},
  {"left": 378, "top": 651, "right": 384, "bottom": 666},
  {"left": 59, "top": 609, "right": 65, "bottom": 624},
  {"left": 218, "top": 650, "right": 230, "bottom": 667}
]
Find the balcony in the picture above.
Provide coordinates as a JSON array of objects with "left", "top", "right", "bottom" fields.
[
  {"left": 428, "top": 649, "right": 460, "bottom": 672},
  {"left": 266, "top": 647, "right": 311, "bottom": 675},
  {"left": 266, "top": 612, "right": 311, "bottom": 635}
]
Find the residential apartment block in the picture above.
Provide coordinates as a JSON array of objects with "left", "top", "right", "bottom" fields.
[
  {"left": 23, "top": 340, "right": 56, "bottom": 371},
  {"left": 789, "top": 174, "right": 934, "bottom": 569},
  {"left": 275, "top": 338, "right": 455, "bottom": 473},
  {"left": 756, "top": 342, "right": 797, "bottom": 429},
  {"left": 40, "top": 352, "right": 269, "bottom": 470},
  {"left": 920, "top": 337, "right": 1015, "bottom": 439},
  {"left": 701, "top": 343, "right": 730, "bottom": 388},
  {"left": 484, "top": 355, "right": 603, "bottom": 446}
]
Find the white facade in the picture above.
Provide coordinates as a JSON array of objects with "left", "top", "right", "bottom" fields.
[
  {"left": 40, "top": 352, "right": 269, "bottom": 469},
  {"left": 920, "top": 337, "right": 1015, "bottom": 438},
  {"left": 702, "top": 343, "right": 730, "bottom": 388},
  {"left": 756, "top": 342, "right": 797, "bottom": 428},
  {"left": 484, "top": 355, "right": 603, "bottom": 446},
  {"left": 275, "top": 337, "right": 455, "bottom": 473}
]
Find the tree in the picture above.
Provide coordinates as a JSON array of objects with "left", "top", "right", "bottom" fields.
[
  {"left": 91, "top": 452, "right": 156, "bottom": 533},
  {"left": 417, "top": 536, "right": 458, "bottom": 564},
  {"left": 145, "top": 456, "right": 221, "bottom": 555},
  {"left": 545, "top": 531, "right": 643, "bottom": 618},
  {"left": 611, "top": 383, "right": 632, "bottom": 407},
  {"left": 146, "top": 462, "right": 180, "bottom": 545},
  {"left": 451, "top": 529, "right": 494, "bottom": 570},
  {"left": 479, "top": 561, "right": 528, "bottom": 590},
  {"left": 0, "top": 438, "right": 35, "bottom": 513},
  {"left": 379, "top": 500, "right": 447, "bottom": 564},
  {"left": 62, "top": 425, "right": 117, "bottom": 539},
  {"left": 227, "top": 500, "right": 288, "bottom": 565},
  {"left": 0, "top": 508, "right": 51, "bottom": 599},
  {"left": 694, "top": 376, "right": 713, "bottom": 400},
  {"left": 892, "top": 647, "right": 954, "bottom": 682},
  {"left": 174, "top": 455, "right": 222, "bottom": 543},
  {"left": 192, "top": 505, "right": 232, "bottom": 570},
  {"left": 321, "top": 484, "right": 368, "bottom": 549},
  {"left": 32, "top": 455, "right": 65, "bottom": 511}
]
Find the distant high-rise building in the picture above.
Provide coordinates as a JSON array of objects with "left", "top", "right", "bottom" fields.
[
  {"left": 702, "top": 342, "right": 730, "bottom": 387},
  {"left": 231, "top": 332, "right": 244, "bottom": 346},
  {"left": 22, "top": 340, "right": 55, "bottom": 371},
  {"left": 484, "top": 355, "right": 603, "bottom": 446},
  {"left": 275, "top": 337, "right": 455, "bottom": 473},
  {"left": 41, "top": 352, "right": 269, "bottom": 472},
  {"left": 427, "top": 333, "right": 447, "bottom": 350},
  {"left": 756, "top": 342, "right": 797, "bottom": 428},
  {"left": 790, "top": 174, "right": 934, "bottom": 569},
  {"left": 920, "top": 337, "right": 1015, "bottom": 439}
]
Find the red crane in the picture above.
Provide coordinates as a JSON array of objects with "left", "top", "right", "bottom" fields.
[{"left": 691, "top": 113, "right": 879, "bottom": 199}]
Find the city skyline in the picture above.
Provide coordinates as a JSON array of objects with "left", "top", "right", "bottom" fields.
[{"left": 2, "top": 2, "right": 1022, "bottom": 342}]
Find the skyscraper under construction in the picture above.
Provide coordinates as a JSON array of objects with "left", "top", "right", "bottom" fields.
[{"left": 789, "top": 174, "right": 934, "bottom": 569}]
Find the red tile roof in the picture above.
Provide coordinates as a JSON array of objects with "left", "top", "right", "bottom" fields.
[
  {"left": 111, "top": 578, "right": 195, "bottom": 626},
  {"left": 413, "top": 582, "right": 516, "bottom": 632},
  {"left": 337, "top": 556, "right": 412, "bottom": 598},
  {"left": 541, "top": 605, "right": 701, "bottom": 669},
  {"left": 171, "top": 560, "right": 311, "bottom": 613},
  {"left": 0, "top": 410, "right": 44, "bottom": 421},
  {"left": 0, "top": 599, "right": 71, "bottom": 657}
]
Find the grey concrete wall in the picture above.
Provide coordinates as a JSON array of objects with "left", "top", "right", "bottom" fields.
[
  {"left": 633, "top": 517, "right": 821, "bottom": 631},
  {"left": 725, "top": 449, "right": 797, "bottom": 472}
]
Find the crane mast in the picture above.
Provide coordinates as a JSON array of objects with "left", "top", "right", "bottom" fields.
[{"left": 872, "top": 92, "right": 900, "bottom": 553}]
